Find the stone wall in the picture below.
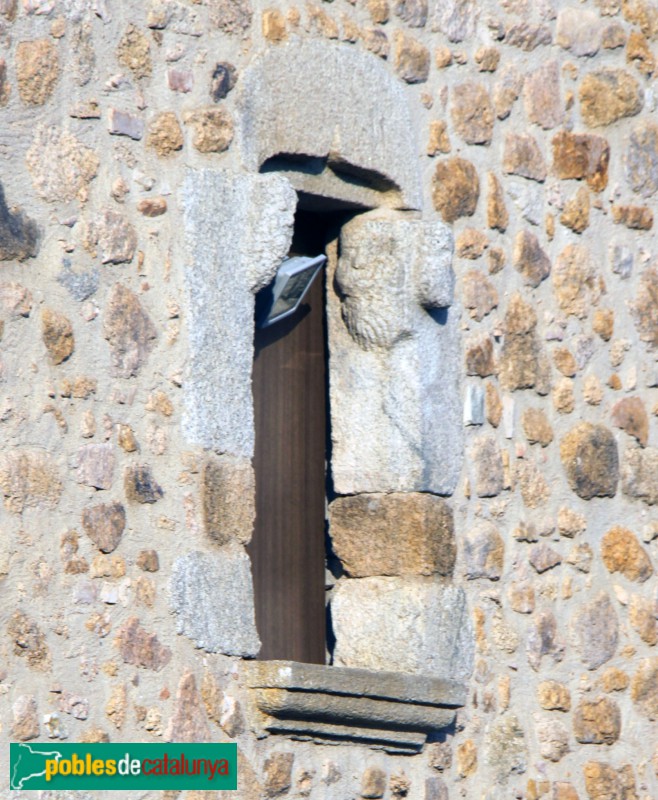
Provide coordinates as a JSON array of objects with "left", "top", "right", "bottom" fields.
[{"left": 2, "top": 0, "right": 658, "bottom": 799}]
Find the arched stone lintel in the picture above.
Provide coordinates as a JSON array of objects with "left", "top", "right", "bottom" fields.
[{"left": 236, "top": 40, "right": 422, "bottom": 211}]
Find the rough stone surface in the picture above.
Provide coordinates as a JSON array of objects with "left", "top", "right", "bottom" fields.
[
  {"left": 26, "top": 125, "right": 99, "bottom": 203},
  {"left": 103, "top": 284, "right": 156, "bottom": 378},
  {"left": 236, "top": 41, "right": 421, "bottom": 208},
  {"left": 12, "top": 695, "right": 40, "bottom": 741},
  {"left": 561, "top": 186, "right": 591, "bottom": 234},
  {"left": 493, "top": 64, "right": 523, "bottom": 119},
  {"left": 75, "top": 444, "right": 115, "bottom": 490},
  {"left": 538, "top": 681, "right": 571, "bottom": 711},
  {"left": 631, "top": 657, "right": 658, "bottom": 719},
  {"left": 8, "top": 612, "right": 51, "bottom": 671},
  {"left": 115, "top": 616, "right": 172, "bottom": 671},
  {"left": 147, "top": 112, "right": 184, "bottom": 156},
  {"left": 202, "top": 455, "right": 255, "bottom": 546},
  {"left": 530, "top": 544, "right": 562, "bottom": 573},
  {"left": 166, "top": 672, "right": 211, "bottom": 742},
  {"left": 471, "top": 436, "right": 504, "bottom": 497},
  {"left": 513, "top": 230, "right": 551, "bottom": 287},
  {"left": 117, "top": 25, "right": 152, "bottom": 79},
  {"left": 451, "top": 83, "right": 494, "bottom": 145},
  {"left": 612, "top": 396, "right": 648, "bottom": 445},
  {"left": 462, "top": 270, "right": 498, "bottom": 322},
  {"left": 330, "top": 493, "right": 456, "bottom": 577},
  {"left": 579, "top": 68, "right": 643, "bottom": 127},
  {"left": 465, "top": 334, "right": 494, "bottom": 377},
  {"left": 209, "top": 0, "right": 253, "bottom": 34},
  {"left": 571, "top": 593, "right": 619, "bottom": 669},
  {"left": 574, "top": 697, "right": 621, "bottom": 744},
  {"left": 432, "top": 157, "right": 479, "bottom": 222},
  {"left": 332, "top": 212, "right": 460, "bottom": 494},
  {"left": 536, "top": 717, "right": 570, "bottom": 762},
  {"left": 622, "top": 445, "right": 658, "bottom": 504},
  {"left": 41, "top": 308, "right": 74, "bottom": 365},
  {"left": 552, "top": 130, "right": 610, "bottom": 192},
  {"left": 182, "top": 169, "right": 295, "bottom": 456},
  {"left": 86, "top": 209, "right": 137, "bottom": 264},
  {"left": 503, "top": 133, "right": 547, "bottom": 181},
  {"left": 601, "top": 526, "right": 653, "bottom": 581},
  {"left": 125, "top": 465, "right": 163, "bottom": 504},
  {"left": 184, "top": 108, "right": 234, "bottom": 153},
  {"left": 361, "top": 766, "right": 386, "bottom": 798},
  {"left": 524, "top": 61, "right": 563, "bottom": 129},
  {"left": 0, "top": 450, "right": 62, "bottom": 513},
  {"left": 263, "top": 752, "right": 294, "bottom": 797},
  {"left": 498, "top": 293, "right": 543, "bottom": 392},
  {"left": 393, "top": 31, "right": 429, "bottom": 83},
  {"left": 170, "top": 549, "right": 260, "bottom": 657},
  {"left": 463, "top": 521, "right": 504, "bottom": 580},
  {"left": 332, "top": 579, "right": 473, "bottom": 680},
  {"left": 561, "top": 423, "right": 618, "bottom": 499},
  {"left": 487, "top": 172, "right": 508, "bottom": 232},
  {"left": 553, "top": 244, "right": 601, "bottom": 318},
  {"left": 632, "top": 266, "right": 658, "bottom": 349},
  {"left": 556, "top": 7, "right": 602, "bottom": 56},
  {"left": 0, "top": 183, "right": 39, "bottom": 261},
  {"left": 16, "top": 39, "right": 59, "bottom": 104},
  {"left": 625, "top": 121, "right": 658, "bottom": 197},
  {"left": 433, "top": 0, "right": 478, "bottom": 42},
  {"left": 523, "top": 408, "right": 553, "bottom": 446},
  {"left": 81, "top": 503, "right": 126, "bottom": 553}
]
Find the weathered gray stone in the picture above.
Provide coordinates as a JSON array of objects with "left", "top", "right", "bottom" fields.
[
  {"left": 75, "top": 444, "right": 115, "bottom": 490},
  {"left": 470, "top": 436, "right": 504, "bottom": 497},
  {"left": 571, "top": 592, "right": 618, "bottom": 670},
  {"left": 433, "top": 0, "right": 478, "bottom": 42},
  {"left": 526, "top": 610, "right": 563, "bottom": 671},
  {"left": 108, "top": 108, "right": 144, "bottom": 140},
  {"left": 0, "top": 182, "right": 39, "bottom": 261},
  {"left": 329, "top": 493, "right": 456, "bottom": 577},
  {"left": 170, "top": 549, "right": 260, "bottom": 656},
  {"left": 626, "top": 121, "right": 658, "bottom": 197},
  {"left": 556, "top": 7, "right": 602, "bottom": 55},
  {"left": 103, "top": 284, "right": 156, "bottom": 378},
  {"left": 331, "top": 212, "right": 461, "bottom": 495},
  {"left": 463, "top": 521, "right": 504, "bottom": 580},
  {"left": 202, "top": 455, "right": 255, "bottom": 546},
  {"left": 464, "top": 384, "right": 485, "bottom": 426},
  {"left": 86, "top": 209, "right": 137, "bottom": 264},
  {"left": 236, "top": 41, "right": 421, "bottom": 209},
  {"left": 622, "top": 446, "right": 658, "bottom": 504},
  {"left": 535, "top": 717, "right": 570, "bottom": 762},
  {"left": 484, "top": 714, "right": 527, "bottom": 781},
  {"left": 332, "top": 579, "right": 474, "bottom": 680},
  {"left": 181, "top": 169, "right": 295, "bottom": 457}
]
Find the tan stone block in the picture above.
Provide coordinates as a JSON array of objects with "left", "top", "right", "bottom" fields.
[
  {"left": 81, "top": 502, "right": 126, "bottom": 553},
  {"left": 560, "top": 186, "right": 590, "bottom": 233},
  {"left": 524, "top": 61, "right": 563, "bottom": 129},
  {"left": 584, "top": 374, "right": 603, "bottom": 405},
  {"left": 361, "top": 766, "right": 386, "bottom": 798},
  {"left": 262, "top": 9, "right": 286, "bottom": 41},
  {"left": 579, "top": 68, "right": 643, "bottom": 127},
  {"left": 103, "top": 283, "right": 157, "bottom": 378},
  {"left": 538, "top": 681, "right": 571, "bottom": 711},
  {"left": 427, "top": 120, "right": 451, "bottom": 155},
  {"left": 599, "top": 667, "right": 630, "bottom": 693},
  {"left": 593, "top": 308, "right": 614, "bottom": 341},
  {"left": 602, "top": 21, "right": 627, "bottom": 49},
  {"left": 166, "top": 672, "right": 211, "bottom": 742},
  {"left": 475, "top": 46, "right": 500, "bottom": 71},
  {"left": 612, "top": 396, "right": 648, "bottom": 445},
  {"left": 486, "top": 382, "right": 502, "bottom": 427},
  {"left": 465, "top": 334, "right": 495, "bottom": 377},
  {"left": 561, "top": 423, "right": 619, "bottom": 499},
  {"left": 558, "top": 507, "right": 586, "bottom": 538},
  {"left": 632, "top": 266, "right": 658, "bottom": 349},
  {"left": 456, "top": 228, "right": 488, "bottom": 259},
  {"left": 627, "top": 29, "right": 655, "bottom": 74},
  {"left": 41, "top": 308, "right": 73, "bottom": 365},
  {"left": 330, "top": 493, "right": 456, "bottom": 577},
  {"left": 503, "top": 133, "right": 547, "bottom": 181},
  {"left": 202, "top": 455, "right": 255, "bottom": 546},
  {"left": 574, "top": 697, "right": 621, "bottom": 744},
  {"left": 551, "top": 130, "right": 610, "bottom": 192},
  {"left": 147, "top": 111, "right": 184, "bottom": 156},
  {"left": 513, "top": 230, "right": 551, "bottom": 287},
  {"left": 114, "top": 617, "right": 172, "bottom": 671},
  {"left": 471, "top": 436, "right": 504, "bottom": 497},
  {"left": 393, "top": 31, "right": 429, "bottom": 83},
  {"left": 117, "top": 24, "right": 151, "bottom": 78},
  {"left": 105, "top": 684, "right": 127, "bottom": 730},
  {"left": 0, "top": 450, "right": 62, "bottom": 513},
  {"left": 487, "top": 172, "right": 508, "bottom": 232},
  {"left": 601, "top": 526, "right": 653, "bottom": 581},
  {"left": 487, "top": 246, "right": 506, "bottom": 274},
  {"left": 8, "top": 612, "right": 51, "bottom": 671},
  {"left": 493, "top": 64, "right": 522, "bottom": 119},
  {"left": 553, "top": 244, "right": 601, "bottom": 318},
  {"left": 367, "top": 0, "right": 389, "bottom": 23},
  {"left": 263, "top": 752, "right": 294, "bottom": 797},
  {"left": 629, "top": 594, "right": 658, "bottom": 645},
  {"left": 16, "top": 39, "right": 59, "bottom": 104},
  {"left": 553, "top": 378, "right": 575, "bottom": 414},
  {"left": 631, "top": 657, "right": 658, "bottom": 719},
  {"left": 522, "top": 407, "right": 553, "bottom": 447},
  {"left": 462, "top": 269, "right": 497, "bottom": 320},
  {"left": 611, "top": 203, "right": 653, "bottom": 229},
  {"left": 508, "top": 580, "right": 535, "bottom": 614},
  {"left": 451, "top": 82, "right": 494, "bottom": 145},
  {"left": 12, "top": 695, "right": 39, "bottom": 741},
  {"left": 432, "top": 157, "right": 479, "bottom": 222},
  {"left": 456, "top": 739, "right": 477, "bottom": 777},
  {"left": 554, "top": 348, "right": 577, "bottom": 377}
]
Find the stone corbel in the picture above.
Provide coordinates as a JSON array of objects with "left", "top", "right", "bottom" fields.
[{"left": 241, "top": 660, "right": 466, "bottom": 755}]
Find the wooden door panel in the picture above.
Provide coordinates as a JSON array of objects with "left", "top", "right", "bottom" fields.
[{"left": 250, "top": 272, "right": 327, "bottom": 664}]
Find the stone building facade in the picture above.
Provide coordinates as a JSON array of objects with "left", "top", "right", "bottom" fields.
[{"left": 2, "top": 0, "right": 658, "bottom": 798}]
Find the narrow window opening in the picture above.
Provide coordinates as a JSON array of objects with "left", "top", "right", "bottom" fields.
[{"left": 249, "top": 206, "right": 350, "bottom": 664}]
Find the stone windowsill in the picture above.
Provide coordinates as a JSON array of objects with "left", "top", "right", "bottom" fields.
[{"left": 242, "top": 660, "right": 466, "bottom": 755}]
